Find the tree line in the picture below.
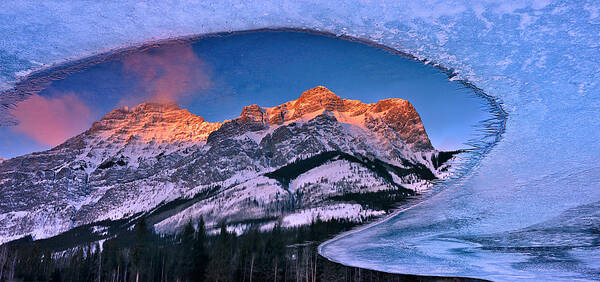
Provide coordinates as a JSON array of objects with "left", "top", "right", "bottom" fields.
[{"left": 0, "top": 217, "right": 479, "bottom": 282}]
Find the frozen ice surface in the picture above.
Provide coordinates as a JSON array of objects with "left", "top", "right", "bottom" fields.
[{"left": 1, "top": 1, "right": 599, "bottom": 280}]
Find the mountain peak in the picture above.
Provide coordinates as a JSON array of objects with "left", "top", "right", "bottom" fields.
[
  {"left": 87, "top": 101, "right": 222, "bottom": 144},
  {"left": 298, "top": 85, "right": 335, "bottom": 97},
  {"left": 292, "top": 86, "right": 343, "bottom": 118},
  {"left": 97, "top": 102, "right": 186, "bottom": 122},
  {"left": 129, "top": 102, "right": 181, "bottom": 113},
  {"left": 296, "top": 86, "right": 341, "bottom": 105},
  {"left": 372, "top": 99, "right": 433, "bottom": 151},
  {"left": 222, "top": 86, "right": 434, "bottom": 152},
  {"left": 240, "top": 104, "right": 265, "bottom": 123}
]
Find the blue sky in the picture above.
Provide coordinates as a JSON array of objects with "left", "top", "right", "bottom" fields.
[{"left": 0, "top": 31, "right": 488, "bottom": 158}]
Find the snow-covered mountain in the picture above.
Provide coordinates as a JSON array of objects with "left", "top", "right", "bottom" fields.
[{"left": 0, "top": 86, "right": 457, "bottom": 244}]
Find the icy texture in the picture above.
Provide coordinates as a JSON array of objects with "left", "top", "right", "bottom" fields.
[{"left": 1, "top": 1, "right": 599, "bottom": 281}]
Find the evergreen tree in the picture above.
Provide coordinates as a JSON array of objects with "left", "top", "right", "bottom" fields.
[
  {"left": 131, "top": 218, "right": 149, "bottom": 282},
  {"left": 191, "top": 217, "right": 209, "bottom": 281},
  {"left": 180, "top": 220, "right": 196, "bottom": 280},
  {"left": 50, "top": 268, "right": 62, "bottom": 282},
  {"left": 265, "top": 223, "right": 285, "bottom": 281},
  {"left": 205, "top": 223, "right": 232, "bottom": 282}
]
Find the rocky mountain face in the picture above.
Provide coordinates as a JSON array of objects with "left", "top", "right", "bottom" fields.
[{"left": 0, "top": 86, "right": 457, "bottom": 244}]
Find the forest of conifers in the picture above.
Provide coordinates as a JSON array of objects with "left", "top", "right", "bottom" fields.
[{"left": 0, "top": 216, "right": 481, "bottom": 282}]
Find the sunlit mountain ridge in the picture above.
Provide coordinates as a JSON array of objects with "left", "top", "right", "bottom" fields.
[{"left": 0, "top": 86, "right": 459, "bottom": 245}]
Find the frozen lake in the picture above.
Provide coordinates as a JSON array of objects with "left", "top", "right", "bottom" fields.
[{"left": 1, "top": 1, "right": 599, "bottom": 280}]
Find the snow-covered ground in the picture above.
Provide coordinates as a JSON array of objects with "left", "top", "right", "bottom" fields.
[
  {"left": 290, "top": 160, "right": 392, "bottom": 194},
  {"left": 281, "top": 204, "right": 385, "bottom": 228},
  {"left": 1, "top": 1, "right": 599, "bottom": 281}
]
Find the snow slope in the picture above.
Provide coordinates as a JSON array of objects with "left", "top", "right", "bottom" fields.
[
  {"left": 1, "top": 1, "right": 599, "bottom": 281},
  {"left": 0, "top": 87, "right": 445, "bottom": 243}
]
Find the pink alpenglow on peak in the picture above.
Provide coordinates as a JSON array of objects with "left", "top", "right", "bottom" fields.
[
  {"left": 248, "top": 86, "right": 434, "bottom": 152},
  {"left": 89, "top": 102, "right": 221, "bottom": 144}
]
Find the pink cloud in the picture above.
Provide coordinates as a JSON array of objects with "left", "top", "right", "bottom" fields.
[
  {"left": 8, "top": 44, "right": 210, "bottom": 148},
  {"left": 121, "top": 44, "right": 211, "bottom": 105},
  {"left": 10, "top": 93, "right": 94, "bottom": 147}
]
